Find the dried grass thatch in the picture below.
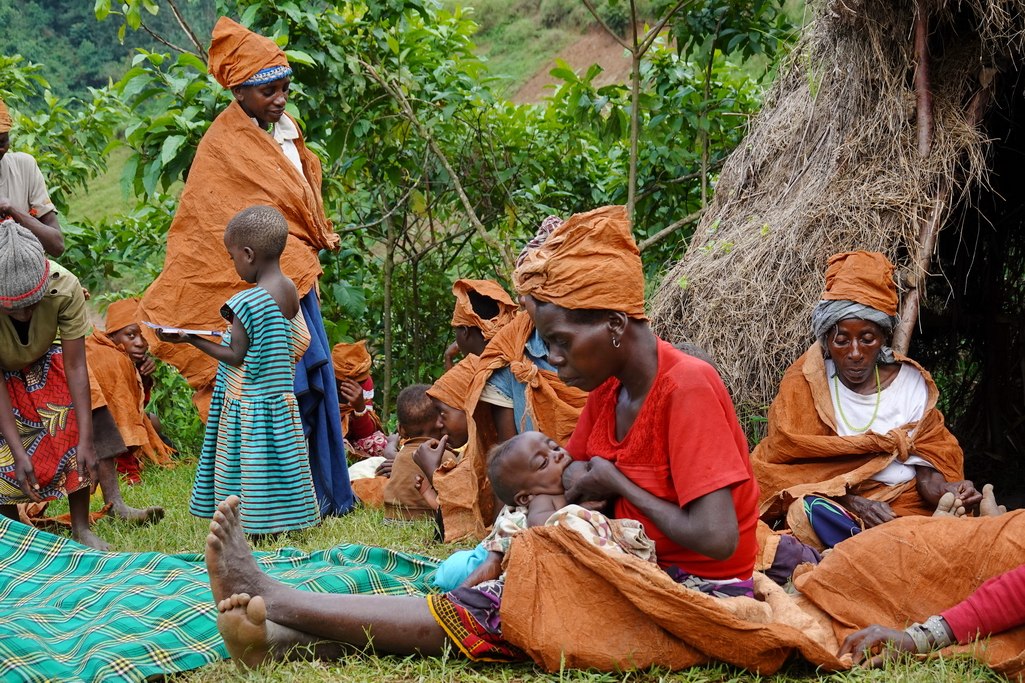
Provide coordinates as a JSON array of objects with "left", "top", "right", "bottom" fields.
[{"left": 651, "top": 0, "right": 1025, "bottom": 439}]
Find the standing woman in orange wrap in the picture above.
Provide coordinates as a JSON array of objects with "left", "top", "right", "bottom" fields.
[{"left": 140, "top": 17, "right": 354, "bottom": 516}]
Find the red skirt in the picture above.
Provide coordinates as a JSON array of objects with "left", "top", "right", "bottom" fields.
[{"left": 0, "top": 345, "right": 85, "bottom": 504}]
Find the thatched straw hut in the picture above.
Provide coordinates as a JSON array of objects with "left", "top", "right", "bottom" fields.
[{"left": 651, "top": 0, "right": 1025, "bottom": 497}]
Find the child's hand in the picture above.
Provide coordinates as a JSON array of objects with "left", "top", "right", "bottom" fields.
[
  {"left": 137, "top": 356, "right": 157, "bottom": 377},
  {"left": 156, "top": 329, "right": 191, "bottom": 344},
  {"left": 412, "top": 434, "right": 449, "bottom": 486}
]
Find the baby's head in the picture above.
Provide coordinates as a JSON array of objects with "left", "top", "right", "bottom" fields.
[
  {"left": 487, "top": 431, "right": 569, "bottom": 507},
  {"left": 396, "top": 383, "right": 442, "bottom": 440},
  {"left": 223, "top": 205, "right": 288, "bottom": 282}
]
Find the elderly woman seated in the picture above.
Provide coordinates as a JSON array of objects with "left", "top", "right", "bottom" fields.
[{"left": 752, "top": 251, "right": 1000, "bottom": 549}]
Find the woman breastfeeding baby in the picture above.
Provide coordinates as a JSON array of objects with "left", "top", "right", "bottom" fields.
[{"left": 203, "top": 205, "right": 760, "bottom": 666}]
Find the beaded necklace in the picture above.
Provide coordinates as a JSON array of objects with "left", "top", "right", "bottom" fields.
[{"left": 833, "top": 365, "right": 881, "bottom": 433}]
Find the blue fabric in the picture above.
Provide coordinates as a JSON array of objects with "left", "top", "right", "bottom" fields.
[
  {"left": 484, "top": 330, "right": 555, "bottom": 433},
  {"left": 804, "top": 495, "right": 862, "bottom": 548},
  {"left": 241, "top": 65, "right": 293, "bottom": 86},
  {"left": 294, "top": 290, "right": 356, "bottom": 516},
  {"left": 433, "top": 544, "right": 489, "bottom": 591}
]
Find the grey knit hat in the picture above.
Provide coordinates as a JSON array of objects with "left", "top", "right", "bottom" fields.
[{"left": 0, "top": 218, "right": 49, "bottom": 309}]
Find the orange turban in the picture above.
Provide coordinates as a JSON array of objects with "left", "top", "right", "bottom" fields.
[
  {"left": 331, "top": 341, "right": 372, "bottom": 382},
  {"left": 514, "top": 205, "right": 646, "bottom": 318},
  {"left": 104, "top": 298, "right": 141, "bottom": 333},
  {"left": 427, "top": 354, "right": 480, "bottom": 411},
  {"left": 450, "top": 279, "right": 517, "bottom": 340},
  {"left": 208, "top": 17, "right": 290, "bottom": 89},
  {"left": 820, "top": 251, "right": 898, "bottom": 316},
  {"left": 0, "top": 98, "right": 11, "bottom": 133}
]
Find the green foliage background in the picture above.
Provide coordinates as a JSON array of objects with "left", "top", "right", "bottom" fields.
[{"left": 1, "top": 0, "right": 796, "bottom": 445}]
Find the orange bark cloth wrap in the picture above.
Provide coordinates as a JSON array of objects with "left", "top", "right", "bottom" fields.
[
  {"left": 819, "top": 250, "right": 898, "bottom": 315},
  {"left": 751, "top": 346, "right": 964, "bottom": 524},
  {"left": 450, "top": 279, "right": 517, "bottom": 340},
  {"left": 514, "top": 205, "right": 646, "bottom": 319},
  {"left": 139, "top": 100, "right": 337, "bottom": 416},
  {"left": 86, "top": 331, "right": 174, "bottom": 466},
  {"left": 0, "top": 98, "right": 12, "bottom": 133},
  {"left": 499, "top": 511, "right": 1025, "bottom": 676},
  {"left": 331, "top": 341, "right": 372, "bottom": 382},
  {"left": 207, "top": 17, "right": 290, "bottom": 88},
  {"left": 104, "top": 298, "right": 141, "bottom": 334},
  {"left": 432, "top": 313, "right": 588, "bottom": 541},
  {"left": 426, "top": 353, "right": 480, "bottom": 410}
]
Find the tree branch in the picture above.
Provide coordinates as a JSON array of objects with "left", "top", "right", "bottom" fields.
[
  {"left": 358, "top": 58, "right": 515, "bottom": 273},
  {"left": 165, "top": 0, "right": 207, "bottom": 59},
  {"left": 580, "top": 0, "right": 632, "bottom": 50},
  {"left": 138, "top": 22, "right": 192, "bottom": 55},
  {"left": 637, "top": 208, "right": 704, "bottom": 252},
  {"left": 638, "top": 0, "right": 691, "bottom": 55},
  {"left": 913, "top": 7, "right": 932, "bottom": 158}
]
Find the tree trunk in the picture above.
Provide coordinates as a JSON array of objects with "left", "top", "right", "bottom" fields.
[{"left": 381, "top": 211, "right": 396, "bottom": 421}]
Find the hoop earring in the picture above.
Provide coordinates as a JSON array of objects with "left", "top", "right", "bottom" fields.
[{"left": 612, "top": 336, "right": 621, "bottom": 349}]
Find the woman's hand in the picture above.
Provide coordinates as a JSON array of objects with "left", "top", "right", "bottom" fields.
[
  {"left": 338, "top": 379, "right": 366, "bottom": 412},
  {"left": 443, "top": 342, "right": 460, "bottom": 371},
  {"left": 915, "top": 467, "right": 982, "bottom": 511},
  {"left": 13, "top": 452, "right": 43, "bottom": 503},
  {"left": 839, "top": 625, "right": 917, "bottom": 667},
  {"left": 461, "top": 551, "right": 503, "bottom": 588},
  {"left": 412, "top": 435, "right": 449, "bottom": 486},
  {"left": 565, "top": 457, "right": 624, "bottom": 504},
  {"left": 76, "top": 440, "right": 99, "bottom": 485},
  {"left": 837, "top": 494, "right": 895, "bottom": 528}
]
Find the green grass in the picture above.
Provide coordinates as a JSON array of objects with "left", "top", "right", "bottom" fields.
[
  {"left": 40, "top": 454, "right": 999, "bottom": 682},
  {"left": 66, "top": 145, "right": 135, "bottom": 224}
]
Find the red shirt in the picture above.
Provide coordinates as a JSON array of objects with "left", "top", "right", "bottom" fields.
[
  {"left": 941, "top": 563, "right": 1025, "bottom": 643},
  {"left": 566, "top": 339, "right": 759, "bottom": 580}
]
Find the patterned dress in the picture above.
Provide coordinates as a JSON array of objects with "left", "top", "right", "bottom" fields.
[{"left": 189, "top": 287, "right": 320, "bottom": 534}]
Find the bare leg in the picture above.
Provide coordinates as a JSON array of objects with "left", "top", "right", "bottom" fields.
[
  {"left": 97, "top": 458, "right": 164, "bottom": 524},
  {"left": 217, "top": 593, "right": 348, "bottom": 667},
  {"left": 69, "top": 488, "right": 109, "bottom": 550},
  {"left": 980, "top": 484, "right": 1006, "bottom": 517},
  {"left": 206, "top": 496, "right": 449, "bottom": 658},
  {"left": 933, "top": 492, "right": 965, "bottom": 518}
]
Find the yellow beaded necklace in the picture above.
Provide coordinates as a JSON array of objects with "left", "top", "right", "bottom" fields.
[{"left": 833, "top": 365, "right": 881, "bottom": 433}]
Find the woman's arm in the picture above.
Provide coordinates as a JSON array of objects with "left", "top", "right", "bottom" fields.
[
  {"left": 160, "top": 316, "right": 249, "bottom": 367},
  {"left": 0, "top": 380, "right": 43, "bottom": 501},
  {"left": 61, "top": 336, "right": 97, "bottom": 483},
  {"left": 566, "top": 457, "right": 739, "bottom": 560},
  {"left": 914, "top": 466, "right": 982, "bottom": 510}
]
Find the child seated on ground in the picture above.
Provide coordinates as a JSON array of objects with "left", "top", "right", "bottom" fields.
[
  {"left": 84, "top": 297, "right": 170, "bottom": 523},
  {"left": 381, "top": 384, "right": 444, "bottom": 520},
  {"left": 331, "top": 340, "right": 388, "bottom": 459}
]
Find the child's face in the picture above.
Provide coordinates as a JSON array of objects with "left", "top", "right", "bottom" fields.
[
  {"left": 503, "top": 431, "right": 570, "bottom": 504},
  {"left": 110, "top": 323, "right": 150, "bottom": 365},
  {"left": 432, "top": 398, "right": 468, "bottom": 449},
  {"left": 224, "top": 235, "right": 257, "bottom": 283}
]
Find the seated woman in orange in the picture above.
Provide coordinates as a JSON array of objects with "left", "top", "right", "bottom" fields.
[
  {"left": 331, "top": 341, "right": 387, "bottom": 459},
  {"left": 752, "top": 251, "right": 985, "bottom": 549}
]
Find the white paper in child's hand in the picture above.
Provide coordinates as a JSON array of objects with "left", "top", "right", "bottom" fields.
[{"left": 142, "top": 321, "right": 223, "bottom": 337}]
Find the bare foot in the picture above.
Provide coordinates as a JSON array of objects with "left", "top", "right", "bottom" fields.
[
  {"left": 110, "top": 500, "right": 164, "bottom": 525},
  {"left": 206, "top": 496, "right": 271, "bottom": 604},
  {"left": 217, "top": 593, "right": 344, "bottom": 668},
  {"left": 73, "top": 527, "right": 110, "bottom": 551},
  {"left": 933, "top": 492, "right": 965, "bottom": 518},
  {"left": 980, "top": 484, "right": 1007, "bottom": 517}
]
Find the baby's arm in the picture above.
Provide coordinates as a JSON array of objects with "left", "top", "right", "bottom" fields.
[
  {"left": 159, "top": 316, "right": 249, "bottom": 367},
  {"left": 526, "top": 493, "right": 566, "bottom": 527}
]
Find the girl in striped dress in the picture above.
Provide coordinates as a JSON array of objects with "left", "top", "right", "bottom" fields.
[{"left": 159, "top": 206, "right": 320, "bottom": 535}]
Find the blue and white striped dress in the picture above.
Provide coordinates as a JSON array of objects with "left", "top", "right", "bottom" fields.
[{"left": 189, "top": 287, "right": 320, "bottom": 534}]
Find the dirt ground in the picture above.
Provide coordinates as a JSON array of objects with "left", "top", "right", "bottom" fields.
[{"left": 511, "top": 25, "right": 633, "bottom": 104}]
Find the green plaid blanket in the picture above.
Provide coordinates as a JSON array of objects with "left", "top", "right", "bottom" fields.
[{"left": 0, "top": 517, "right": 439, "bottom": 683}]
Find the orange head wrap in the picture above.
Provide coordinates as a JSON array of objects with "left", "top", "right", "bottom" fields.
[
  {"left": 105, "top": 298, "right": 141, "bottom": 334},
  {"left": 427, "top": 354, "right": 479, "bottom": 411},
  {"left": 450, "top": 279, "right": 517, "bottom": 340},
  {"left": 208, "top": 17, "right": 291, "bottom": 89},
  {"left": 0, "top": 98, "right": 12, "bottom": 134},
  {"left": 514, "top": 205, "right": 646, "bottom": 318},
  {"left": 332, "top": 341, "right": 372, "bottom": 382},
  {"left": 820, "top": 251, "right": 898, "bottom": 316}
]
